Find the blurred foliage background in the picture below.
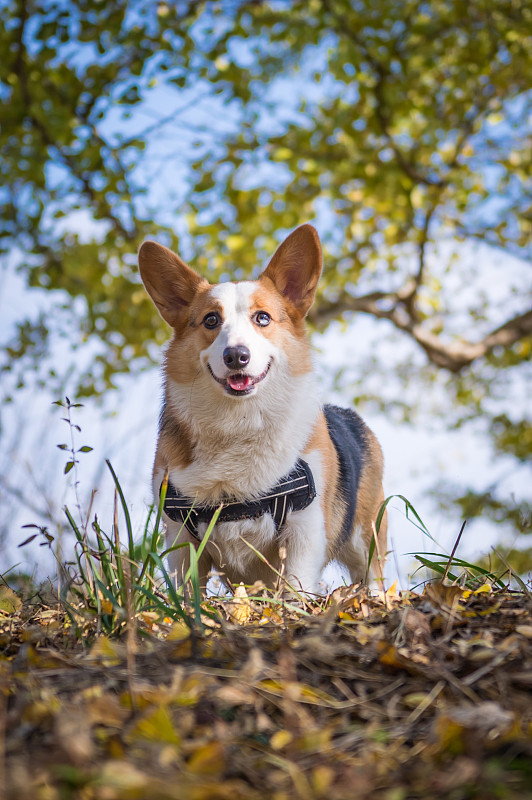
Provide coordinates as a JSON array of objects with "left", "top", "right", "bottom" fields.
[{"left": 0, "top": 0, "right": 531, "bottom": 570}]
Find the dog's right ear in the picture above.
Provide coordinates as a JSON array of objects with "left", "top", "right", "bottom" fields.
[{"left": 138, "top": 241, "right": 207, "bottom": 327}]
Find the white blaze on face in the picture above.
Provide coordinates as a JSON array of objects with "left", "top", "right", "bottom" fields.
[{"left": 202, "top": 282, "right": 277, "bottom": 380}]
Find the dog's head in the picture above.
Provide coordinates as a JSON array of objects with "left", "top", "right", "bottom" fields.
[{"left": 138, "top": 225, "right": 322, "bottom": 398}]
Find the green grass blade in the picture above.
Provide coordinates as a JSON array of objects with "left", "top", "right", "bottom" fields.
[
  {"left": 194, "top": 505, "right": 222, "bottom": 561},
  {"left": 410, "top": 552, "right": 508, "bottom": 589},
  {"left": 106, "top": 460, "right": 135, "bottom": 564},
  {"left": 152, "top": 470, "right": 168, "bottom": 551},
  {"left": 133, "top": 584, "right": 187, "bottom": 622},
  {"left": 414, "top": 555, "right": 458, "bottom": 583},
  {"left": 148, "top": 552, "right": 191, "bottom": 626},
  {"left": 492, "top": 549, "right": 532, "bottom": 598},
  {"left": 187, "top": 543, "right": 203, "bottom": 629},
  {"left": 137, "top": 476, "right": 169, "bottom": 585}
]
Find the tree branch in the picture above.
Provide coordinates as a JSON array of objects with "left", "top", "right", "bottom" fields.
[{"left": 311, "top": 293, "right": 532, "bottom": 373}]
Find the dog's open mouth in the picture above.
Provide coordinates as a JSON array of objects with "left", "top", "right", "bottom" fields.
[{"left": 209, "top": 361, "right": 271, "bottom": 396}]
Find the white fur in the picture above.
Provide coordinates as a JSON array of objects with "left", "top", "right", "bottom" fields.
[
  {"left": 279, "top": 449, "right": 327, "bottom": 593},
  {"left": 204, "top": 282, "right": 274, "bottom": 381}
]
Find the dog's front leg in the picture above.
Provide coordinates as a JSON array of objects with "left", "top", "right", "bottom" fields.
[
  {"left": 164, "top": 517, "right": 213, "bottom": 591},
  {"left": 281, "top": 504, "right": 327, "bottom": 595}
]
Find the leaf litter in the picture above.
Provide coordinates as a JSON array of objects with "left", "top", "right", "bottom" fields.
[{"left": 2, "top": 580, "right": 532, "bottom": 799}]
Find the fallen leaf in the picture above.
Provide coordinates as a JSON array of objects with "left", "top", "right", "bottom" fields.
[
  {"left": 0, "top": 586, "right": 22, "bottom": 615},
  {"left": 227, "top": 583, "right": 253, "bottom": 625},
  {"left": 270, "top": 729, "right": 293, "bottom": 750},
  {"left": 424, "top": 581, "right": 463, "bottom": 613},
  {"left": 128, "top": 705, "right": 181, "bottom": 746},
  {"left": 96, "top": 760, "right": 148, "bottom": 792},
  {"left": 88, "top": 636, "right": 123, "bottom": 666},
  {"left": 187, "top": 741, "right": 225, "bottom": 774}
]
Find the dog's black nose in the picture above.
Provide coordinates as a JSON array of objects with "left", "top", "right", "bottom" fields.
[{"left": 223, "top": 345, "right": 250, "bottom": 369}]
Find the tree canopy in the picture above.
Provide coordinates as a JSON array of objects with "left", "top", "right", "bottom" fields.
[{"left": 1, "top": 0, "right": 531, "bottom": 544}]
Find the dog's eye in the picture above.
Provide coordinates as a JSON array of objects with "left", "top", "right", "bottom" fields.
[
  {"left": 203, "top": 312, "right": 221, "bottom": 329},
  {"left": 254, "top": 311, "right": 271, "bottom": 327}
]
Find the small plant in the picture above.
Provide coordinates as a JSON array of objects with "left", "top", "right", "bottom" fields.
[
  {"left": 55, "top": 396, "right": 94, "bottom": 532},
  {"left": 20, "top": 398, "right": 223, "bottom": 638},
  {"left": 63, "top": 462, "right": 221, "bottom": 635}
]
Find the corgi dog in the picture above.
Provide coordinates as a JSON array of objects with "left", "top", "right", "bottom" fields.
[{"left": 139, "top": 224, "right": 386, "bottom": 593}]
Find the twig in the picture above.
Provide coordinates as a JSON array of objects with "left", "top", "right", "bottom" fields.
[{"left": 443, "top": 520, "right": 467, "bottom": 584}]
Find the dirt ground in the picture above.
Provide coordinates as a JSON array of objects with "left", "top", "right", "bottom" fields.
[{"left": 2, "top": 581, "right": 532, "bottom": 799}]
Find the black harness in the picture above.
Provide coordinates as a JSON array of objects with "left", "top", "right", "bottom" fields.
[{"left": 162, "top": 458, "right": 316, "bottom": 541}]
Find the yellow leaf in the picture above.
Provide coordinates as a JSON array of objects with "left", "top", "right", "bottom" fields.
[
  {"left": 88, "top": 636, "right": 122, "bottom": 666},
  {"left": 129, "top": 706, "right": 180, "bottom": 746},
  {"left": 274, "top": 147, "right": 292, "bottom": 161},
  {"left": 377, "top": 642, "right": 409, "bottom": 670},
  {"left": 311, "top": 765, "right": 334, "bottom": 793},
  {"left": 411, "top": 185, "right": 425, "bottom": 208},
  {"left": 338, "top": 610, "right": 356, "bottom": 621},
  {"left": 353, "top": 623, "right": 385, "bottom": 646},
  {"left": 167, "top": 621, "right": 191, "bottom": 641},
  {"left": 187, "top": 741, "right": 225, "bottom": 775},
  {"left": 0, "top": 586, "right": 22, "bottom": 615},
  {"left": 228, "top": 583, "right": 253, "bottom": 625},
  {"left": 433, "top": 715, "right": 465, "bottom": 754},
  {"left": 259, "top": 606, "right": 282, "bottom": 625},
  {"left": 100, "top": 599, "right": 114, "bottom": 615},
  {"left": 175, "top": 675, "right": 204, "bottom": 706},
  {"left": 270, "top": 730, "right": 293, "bottom": 750},
  {"left": 299, "top": 685, "right": 339, "bottom": 705},
  {"left": 259, "top": 678, "right": 283, "bottom": 696}
]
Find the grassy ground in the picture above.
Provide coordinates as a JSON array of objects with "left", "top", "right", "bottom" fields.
[{"left": 2, "top": 576, "right": 532, "bottom": 800}]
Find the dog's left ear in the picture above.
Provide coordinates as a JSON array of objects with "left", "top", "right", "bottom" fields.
[{"left": 261, "top": 224, "right": 322, "bottom": 317}]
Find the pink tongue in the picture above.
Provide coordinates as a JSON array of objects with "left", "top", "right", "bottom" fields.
[{"left": 228, "top": 375, "right": 251, "bottom": 391}]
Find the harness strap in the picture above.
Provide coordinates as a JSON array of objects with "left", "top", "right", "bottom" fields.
[{"left": 162, "top": 458, "right": 316, "bottom": 541}]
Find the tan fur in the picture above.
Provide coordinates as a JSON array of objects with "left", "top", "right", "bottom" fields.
[
  {"left": 154, "top": 413, "right": 194, "bottom": 471},
  {"left": 303, "top": 412, "right": 344, "bottom": 551},
  {"left": 344, "top": 430, "right": 387, "bottom": 581},
  {"left": 357, "top": 431, "right": 387, "bottom": 553},
  {"left": 303, "top": 411, "right": 387, "bottom": 580}
]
